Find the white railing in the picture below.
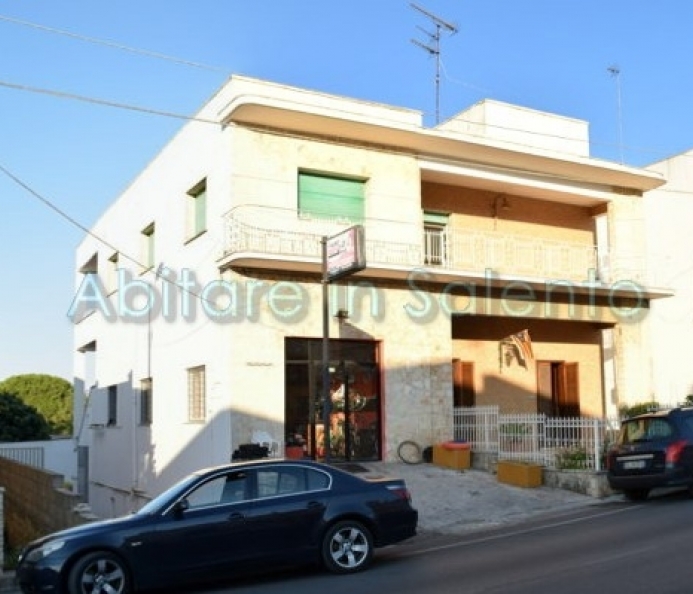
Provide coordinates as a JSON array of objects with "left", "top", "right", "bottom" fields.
[
  {"left": 443, "top": 229, "right": 599, "bottom": 282},
  {"left": 453, "top": 406, "right": 622, "bottom": 471},
  {"left": 221, "top": 206, "right": 624, "bottom": 283},
  {"left": 0, "top": 446, "right": 44, "bottom": 469}
]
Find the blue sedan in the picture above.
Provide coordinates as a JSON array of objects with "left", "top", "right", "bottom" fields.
[{"left": 16, "top": 459, "right": 418, "bottom": 593}]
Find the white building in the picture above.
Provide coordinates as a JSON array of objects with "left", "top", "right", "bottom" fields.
[
  {"left": 72, "top": 75, "right": 668, "bottom": 517},
  {"left": 645, "top": 151, "right": 693, "bottom": 403}
]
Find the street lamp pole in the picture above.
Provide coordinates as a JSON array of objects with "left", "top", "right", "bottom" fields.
[{"left": 321, "top": 236, "right": 332, "bottom": 463}]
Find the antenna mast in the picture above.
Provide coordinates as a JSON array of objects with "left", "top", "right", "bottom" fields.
[
  {"left": 608, "top": 65, "right": 624, "bottom": 164},
  {"left": 411, "top": 2, "right": 458, "bottom": 124}
]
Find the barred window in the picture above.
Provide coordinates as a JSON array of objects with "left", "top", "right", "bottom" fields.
[
  {"left": 187, "top": 365, "right": 206, "bottom": 422},
  {"left": 140, "top": 377, "right": 152, "bottom": 425}
]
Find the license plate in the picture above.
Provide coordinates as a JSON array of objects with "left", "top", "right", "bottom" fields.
[{"left": 623, "top": 460, "right": 646, "bottom": 470}]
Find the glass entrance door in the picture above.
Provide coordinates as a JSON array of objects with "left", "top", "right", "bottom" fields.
[{"left": 285, "top": 338, "right": 380, "bottom": 462}]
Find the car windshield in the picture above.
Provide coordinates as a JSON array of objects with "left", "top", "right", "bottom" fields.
[
  {"left": 619, "top": 417, "right": 674, "bottom": 444},
  {"left": 136, "top": 474, "right": 200, "bottom": 515}
]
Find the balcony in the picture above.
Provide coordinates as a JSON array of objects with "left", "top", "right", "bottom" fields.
[{"left": 219, "top": 206, "right": 659, "bottom": 294}]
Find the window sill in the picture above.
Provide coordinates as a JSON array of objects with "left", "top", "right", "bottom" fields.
[{"left": 184, "top": 229, "right": 207, "bottom": 245}]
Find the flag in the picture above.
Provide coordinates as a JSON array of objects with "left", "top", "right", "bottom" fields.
[{"left": 510, "top": 329, "right": 534, "bottom": 362}]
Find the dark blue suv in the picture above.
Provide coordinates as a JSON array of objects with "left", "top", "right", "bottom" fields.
[{"left": 607, "top": 407, "right": 693, "bottom": 501}]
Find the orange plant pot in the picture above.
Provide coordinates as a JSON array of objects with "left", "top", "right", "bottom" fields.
[
  {"left": 497, "top": 460, "right": 543, "bottom": 488},
  {"left": 433, "top": 442, "right": 471, "bottom": 470},
  {"left": 285, "top": 445, "right": 304, "bottom": 459}
]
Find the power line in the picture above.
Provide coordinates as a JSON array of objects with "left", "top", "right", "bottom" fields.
[
  {"left": 0, "top": 160, "right": 139, "bottom": 268},
  {"left": 0, "top": 14, "right": 227, "bottom": 73},
  {"left": 1, "top": 73, "right": 683, "bottom": 168},
  {"left": 0, "top": 160, "right": 216, "bottom": 311},
  {"left": 0, "top": 79, "right": 220, "bottom": 125},
  {"left": 0, "top": 16, "right": 679, "bottom": 166}
]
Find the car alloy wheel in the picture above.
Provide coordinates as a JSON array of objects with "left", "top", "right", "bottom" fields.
[
  {"left": 68, "top": 551, "right": 130, "bottom": 594},
  {"left": 322, "top": 520, "right": 373, "bottom": 574}
]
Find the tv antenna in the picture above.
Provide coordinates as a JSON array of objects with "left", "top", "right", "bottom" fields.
[
  {"left": 410, "top": 2, "right": 458, "bottom": 124},
  {"left": 608, "top": 64, "right": 624, "bottom": 164}
]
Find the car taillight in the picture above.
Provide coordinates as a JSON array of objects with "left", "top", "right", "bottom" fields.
[
  {"left": 389, "top": 485, "right": 412, "bottom": 502},
  {"left": 665, "top": 440, "right": 688, "bottom": 464}
]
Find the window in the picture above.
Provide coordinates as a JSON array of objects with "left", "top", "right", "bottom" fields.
[
  {"left": 256, "top": 467, "right": 330, "bottom": 498},
  {"left": 185, "top": 471, "right": 250, "bottom": 508},
  {"left": 107, "top": 385, "right": 118, "bottom": 426},
  {"left": 453, "top": 360, "right": 475, "bottom": 407},
  {"left": 423, "top": 211, "right": 448, "bottom": 266},
  {"left": 141, "top": 223, "right": 155, "bottom": 271},
  {"left": 72, "top": 253, "right": 99, "bottom": 323},
  {"left": 78, "top": 252, "right": 98, "bottom": 274},
  {"left": 185, "top": 475, "right": 225, "bottom": 508},
  {"left": 140, "top": 377, "right": 152, "bottom": 425},
  {"left": 107, "top": 252, "right": 119, "bottom": 294},
  {"left": 298, "top": 172, "right": 364, "bottom": 221},
  {"left": 621, "top": 418, "right": 673, "bottom": 444},
  {"left": 187, "top": 365, "right": 206, "bottom": 422},
  {"left": 186, "top": 179, "right": 207, "bottom": 240}
]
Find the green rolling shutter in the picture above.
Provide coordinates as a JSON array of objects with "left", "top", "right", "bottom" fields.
[
  {"left": 423, "top": 211, "right": 449, "bottom": 226},
  {"left": 298, "top": 173, "right": 364, "bottom": 221}
]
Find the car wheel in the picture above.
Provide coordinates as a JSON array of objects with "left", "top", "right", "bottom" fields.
[
  {"left": 623, "top": 489, "right": 649, "bottom": 501},
  {"left": 67, "top": 551, "right": 131, "bottom": 594},
  {"left": 321, "top": 520, "right": 374, "bottom": 574}
]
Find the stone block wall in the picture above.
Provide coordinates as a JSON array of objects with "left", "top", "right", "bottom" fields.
[{"left": 0, "top": 457, "right": 96, "bottom": 551}]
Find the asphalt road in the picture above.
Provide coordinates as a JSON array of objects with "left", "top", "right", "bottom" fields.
[{"left": 192, "top": 489, "right": 693, "bottom": 594}]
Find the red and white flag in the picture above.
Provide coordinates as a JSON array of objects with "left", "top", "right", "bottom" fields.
[{"left": 510, "top": 329, "right": 534, "bottom": 362}]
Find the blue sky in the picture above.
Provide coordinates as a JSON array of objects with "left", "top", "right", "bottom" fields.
[{"left": 1, "top": 1, "right": 692, "bottom": 382}]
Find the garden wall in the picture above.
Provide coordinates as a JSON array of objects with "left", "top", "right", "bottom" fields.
[{"left": 0, "top": 457, "right": 95, "bottom": 551}]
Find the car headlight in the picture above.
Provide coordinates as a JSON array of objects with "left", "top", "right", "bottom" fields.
[{"left": 25, "top": 539, "right": 66, "bottom": 562}]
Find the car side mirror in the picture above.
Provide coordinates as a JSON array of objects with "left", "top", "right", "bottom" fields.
[{"left": 173, "top": 498, "right": 190, "bottom": 516}]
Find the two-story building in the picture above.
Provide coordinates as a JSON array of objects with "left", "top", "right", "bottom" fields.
[{"left": 72, "top": 75, "right": 668, "bottom": 517}]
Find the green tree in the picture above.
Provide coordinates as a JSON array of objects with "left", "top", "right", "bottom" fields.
[
  {"left": 0, "top": 374, "right": 72, "bottom": 435},
  {"left": 0, "top": 392, "right": 51, "bottom": 441},
  {"left": 618, "top": 401, "right": 661, "bottom": 419}
]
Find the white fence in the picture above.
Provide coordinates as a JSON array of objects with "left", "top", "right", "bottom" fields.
[
  {"left": 453, "top": 406, "right": 621, "bottom": 471},
  {"left": 0, "top": 437, "right": 78, "bottom": 486},
  {"left": 0, "top": 445, "right": 44, "bottom": 468}
]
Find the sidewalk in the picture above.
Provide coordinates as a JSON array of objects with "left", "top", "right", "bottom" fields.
[{"left": 361, "top": 461, "right": 600, "bottom": 535}]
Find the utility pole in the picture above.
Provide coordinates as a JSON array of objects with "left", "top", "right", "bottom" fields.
[{"left": 411, "top": 3, "right": 458, "bottom": 125}]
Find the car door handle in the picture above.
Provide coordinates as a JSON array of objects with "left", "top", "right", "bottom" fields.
[
  {"left": 227, "top": 512, "right": 245, "bottom": 522},
  {"left": 307, "top": 501, "right": 324, "bottom": 509}
]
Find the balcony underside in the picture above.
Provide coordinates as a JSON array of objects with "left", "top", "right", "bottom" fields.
[{"left": 220, "top": 252, "right": 671, "bottom": 301}]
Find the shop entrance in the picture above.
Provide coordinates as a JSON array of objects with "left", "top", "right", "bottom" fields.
[{"left": 285, "top": 338, "right": 380, "bottom": 461}]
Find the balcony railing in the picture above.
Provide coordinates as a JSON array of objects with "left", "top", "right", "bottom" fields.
[{"left": 221, "top": 206, "right": 648, "bottom": 286}]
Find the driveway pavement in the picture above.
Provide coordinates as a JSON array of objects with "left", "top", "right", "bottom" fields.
[{"left": 360, "top": 461, "right": 603, "bottom": 536}]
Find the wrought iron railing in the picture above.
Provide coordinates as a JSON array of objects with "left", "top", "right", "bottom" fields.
[
  {"left": 221, "top": 206, "right": 648, "bottom": 285},
  {"left": 453, "top": 405, "right": 622, "bottom": 471}
]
